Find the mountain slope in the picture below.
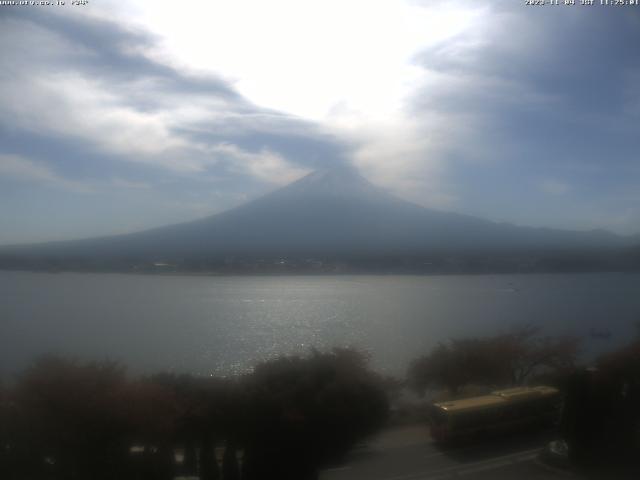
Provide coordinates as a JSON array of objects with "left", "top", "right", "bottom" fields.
[{"left": 1, "top": 167, "right": 635, "bottom": 262}]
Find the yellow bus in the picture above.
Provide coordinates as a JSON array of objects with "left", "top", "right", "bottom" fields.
[{"left": 428, "top": 386, "right": 561, "bottom": 443}]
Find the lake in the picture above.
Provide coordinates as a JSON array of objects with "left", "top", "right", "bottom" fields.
[{"left": 1, "top": 271, "right": 639, "bottom": 378}]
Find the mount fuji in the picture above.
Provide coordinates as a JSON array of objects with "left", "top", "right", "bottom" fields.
[{"left": 1, "top": 167, "right": 636, "bottom": 271}]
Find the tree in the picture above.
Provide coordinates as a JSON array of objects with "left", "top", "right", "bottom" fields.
[
  {"left": 408, "top": 326, "right": 580, "bottom": 396},
  {"left": 0, "top": 380, "right": 15, "bottom": 479},
  {"left": 495, "top": 325, "right": 580, "bottom": 385},
  {"left": 12, "top": 355, "right": 134, "bottom": 480},
  {"left": 125, "top": 378, "right": 181, "bottom": 480},
  {"left": 240, "top": 348, "right": 389, "bottom": 479},
  {"left": 560, "top": 338, "right": 640, "bottom": 468},
  {"left": 408, "top": 343, "right": 467, "bottom": 396},
  {"left": 596, "top": 336, "right": 640, "bottom": 458},
  {"left": 5, "top": 350, "right": 388, "bottom": 480},
  {"left": 144, "top": 372, "right": 236, "bottom": 479}
]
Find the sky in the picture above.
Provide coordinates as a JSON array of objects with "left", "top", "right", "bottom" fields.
[{"left": 0, "top": 0, "right": 639, "bottom": 244}]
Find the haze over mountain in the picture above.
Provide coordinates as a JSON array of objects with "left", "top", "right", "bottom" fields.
[{"left": 1, "top": 167, "right": 636, "bottom": 270}]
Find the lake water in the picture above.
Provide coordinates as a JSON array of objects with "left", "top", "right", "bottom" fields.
[{"left": 1, "top": 271, "right": 639, "bottom": 378}]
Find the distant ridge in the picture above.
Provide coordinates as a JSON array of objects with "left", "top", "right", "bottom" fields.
[{"left": 1, "top": 168, "right": 638, "bottom": 273}]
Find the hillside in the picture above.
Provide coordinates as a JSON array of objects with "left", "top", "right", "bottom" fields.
[{"left": 0, "top": 167, "right": 637, "bottom": 272}]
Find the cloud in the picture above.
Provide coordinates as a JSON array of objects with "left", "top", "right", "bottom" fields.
[
  {"left": 0, "top": 154, "right": 155, "bottom": 192},
  {"left": 0, "top": 154, "right": 93, "bottom": 193},
  {"left": 0, "top": 6, "right": 354, "bottom": 243},
  {"left": 1, "top": 2, "right": 638, "bottom": 241},
  {"left": 209, "top": 143, "right": 309, "bottom": 186},
  {"left": 411, "top": 4, "right": 640, "bottom": 163},
  {"left": 348, "top": 118, "right": 456, "bottom": 209},
  {"left": 111, "top": 178, "right": 152, "bottom": 190},
  {"left": 0, "top": 8, "right": 347, "bottom": 182},
  {"left": 391, "top": 2, "right": 640, "bottom": 233}
]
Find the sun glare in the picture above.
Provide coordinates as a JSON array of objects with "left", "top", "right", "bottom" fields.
[{"left": 116, "top": 0, "right": 483, "bottom": 122}]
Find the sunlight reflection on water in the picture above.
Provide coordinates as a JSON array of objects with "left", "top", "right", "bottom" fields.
[{"left": 1, "top": 272, "right": 638, "bottom": 377}]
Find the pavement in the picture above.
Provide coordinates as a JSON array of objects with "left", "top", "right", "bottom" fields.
[{"left": 319, "top": 424, "right": 576, "bottom": 480}]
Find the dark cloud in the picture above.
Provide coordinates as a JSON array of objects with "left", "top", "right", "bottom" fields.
[
  {"left": 175, "top": 117, "right": 352, "bottom": 171},
  {"left": 412, "top": 5, "right": 640, "bottom": 163},
  {"left": 404, "top": 3, "right": 640, "bottom": 232},
  {"left": 1, "top": 8, "right": 241, "bottom": 101},
  {"left": 417, "top": 6, "right": 640, "bottom": 113}
]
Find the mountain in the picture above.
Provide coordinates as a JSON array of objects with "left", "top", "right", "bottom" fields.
[{"left": 0, "top": 167, "right": 637, "bottom": 271}]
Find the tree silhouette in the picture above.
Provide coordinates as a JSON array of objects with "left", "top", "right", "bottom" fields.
[
  {"left": 3, "top": 349, "right": 389, "bottom": 480},
  {"left": 145, "top": 372, "right": 237, "bottom": 479},
  {"left": 12, "top": 355, "right": 134, "bottom": 480},
  {"left": 408, "top": 326, "right": 580, "bottom": 396},
  {"left": 240, "top": 348, "right": 389, "bottom": 479}
]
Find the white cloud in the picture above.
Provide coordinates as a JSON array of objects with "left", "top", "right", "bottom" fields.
[
  {"left": 0, "top": 2, "right": 488, "bottom": 205},
  {"left": 112, "top": 0, "right": 483, "bottom": 121},
  {"left": 0, "top": 72, "right": 196, "bottom": 166},
  {"left": 342, "top": 117, "right": 456, "bottom": 209},
  {"left": 211, "top": 143, "right": 309, "bottom": 186}
]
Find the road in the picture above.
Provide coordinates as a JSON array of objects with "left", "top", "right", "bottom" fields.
[{"left": 320, "top": 424, "right": 572, "bottom": 480}]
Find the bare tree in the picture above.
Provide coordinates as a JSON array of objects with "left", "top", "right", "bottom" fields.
[{"left": 408, "top": 326, "right": 580, "bottom": 396}]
